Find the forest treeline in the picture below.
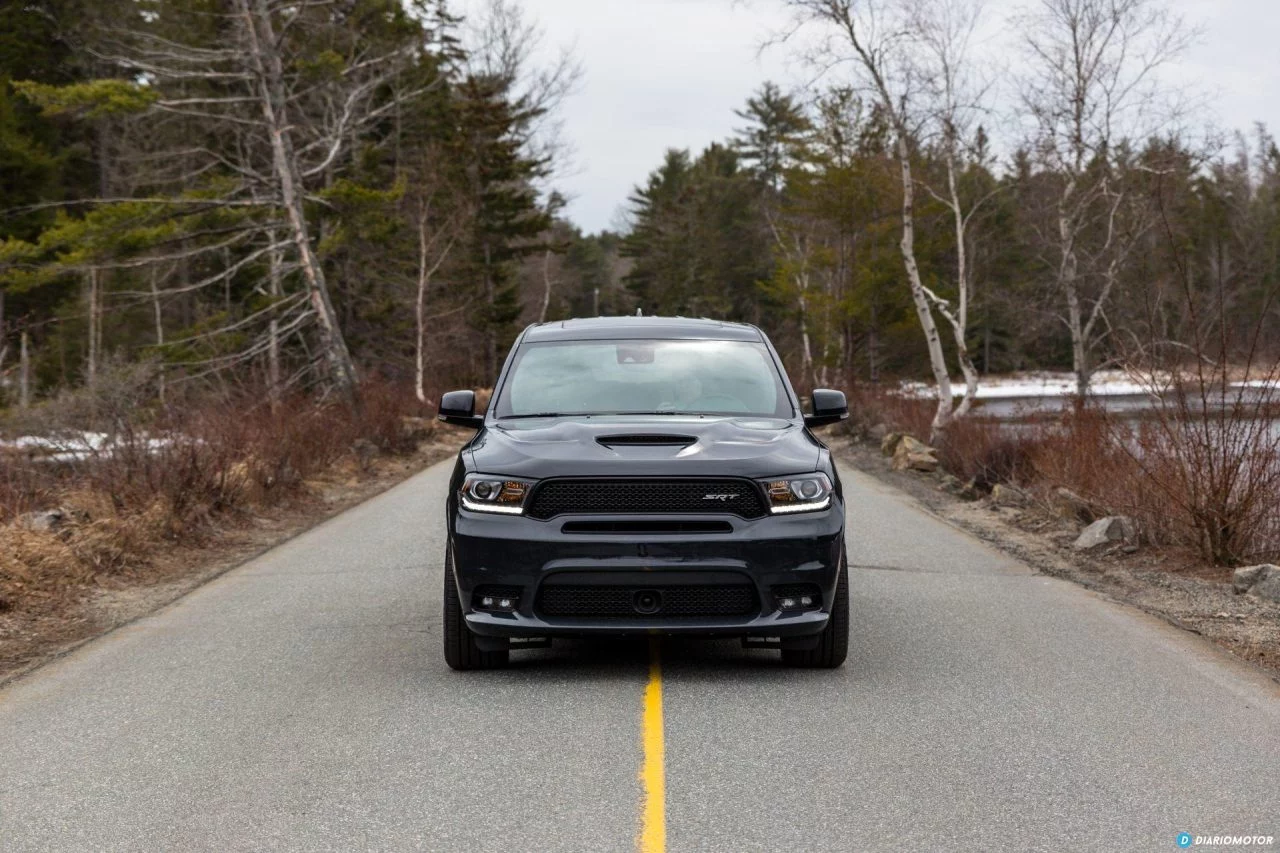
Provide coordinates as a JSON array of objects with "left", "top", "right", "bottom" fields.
[
  {"left": 1, "top": 0, "right": 1278, "bottom": 431},
  {"left": 613, "top": 0, "right": 1280, "bottom": 435},
  {"left": 0, "top": 0, "right": 582, "bottom": 408}
]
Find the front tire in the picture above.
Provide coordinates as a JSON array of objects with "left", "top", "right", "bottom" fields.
[
  {"left": 781, "top": 555, "right": 849, "bottom": 669},
  {"left": 442, "top": 548, "right": 508, "bottom": 671}
]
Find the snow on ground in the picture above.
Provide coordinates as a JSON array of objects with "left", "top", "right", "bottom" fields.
[
  {"left": 900, "top": 370, "right": 1277, "bottom": 400},
  {"left": 0, "top": 432, "right": 181, "bottom": 463},
  {"left": 900, "top": 370, "right": 1164, "bottom": 400}
]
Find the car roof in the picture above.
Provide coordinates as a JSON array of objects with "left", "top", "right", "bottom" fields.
[{"left": 521, "top": 316, "right": 764, "bottom": 343}]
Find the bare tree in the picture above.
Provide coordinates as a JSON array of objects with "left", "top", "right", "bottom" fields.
[
  {"left": 19, "top": 0, "right": 446, "bottom": 400},
  {"left": 776, "top": 0, "right": 956, "bottom": 438},
  {"left": 463, "top": 0, "right": 584, "bottom": 183},
  {"left": 412, "top": 196, "right": 463, "bottom": 405},
  {"left": 1015, "top": 0, "right": 1192, "bottom": 396},
  {"left": 908, "top": 0, "right": 1001, "bottom": 417}
]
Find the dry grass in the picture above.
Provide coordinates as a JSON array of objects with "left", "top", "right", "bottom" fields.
[{"left": 0, "top": 378, "right": 435, "bottom": 615}]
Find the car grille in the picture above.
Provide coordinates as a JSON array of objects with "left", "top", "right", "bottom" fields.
[
  {"left": 537, "top": 584, "right": 760, "bottom": 619},
  {"left": 525, "top": 479, "right": 767, "bottom": 520}
]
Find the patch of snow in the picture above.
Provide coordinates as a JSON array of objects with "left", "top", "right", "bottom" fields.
[
  {"left": 900, "top": 370, "right": 1275, "bottom": 401},
  {"left": 0, "top": 431, "right": 187, "bottom": 462}
]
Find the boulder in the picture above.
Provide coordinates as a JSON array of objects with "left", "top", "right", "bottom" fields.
[
  {"left": 1051, "top": 487, "right": 1097, "bottom": 523},
  {"left": 891, "top": 435, "right": 939, "bottom": 473},
  {"left": 937, "top": 473, "right": 963, "bottom": 494},
  {"left": 1072, "top": 516, "right": 1138, "bottom": 551},
  {"left": 880, "top": 431, "right": 904, "bottom": 457},
  {"left": 1232, "top": 564, "right": 1280, "bottom": 602},
  {"left": 868, "top": 423, "right": 890, "bottom": 442},
  {"left": 18, "top": 509, "right": 67, "bottom": 533},
  {"left": 990, "top": 484, "right": 1028, "bottom": 508}
]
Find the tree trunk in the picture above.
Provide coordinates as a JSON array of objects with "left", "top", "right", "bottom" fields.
[
  {"left": 1067, "top": 281, "right": 1089, "bottom": 399},
  {"left": 483, "top": 241, "right": 496, "bottom": 379},
  {"left": 1057, "top": 181, "right": 1090, "bottom": 399},
  {"left": 268, "top": 228, "right": 283, "bottom": 411},
  {"left": 87, "top": 267, "right": 100, "bottom": 387},
  {"left": 416, "top": 214, "right": 431, "bottom": 404},
  {"left": 797, "top": 271, "right": 816, "bottom": 391},
  {"left": 19, "top": 329, "right": 31, "bottom": 409},
  {"left": 895, "top": 133, "right": 953, "bottom": 439},
  {"left": 240, "top": 0, "right": 358, "bottom": 401},
  {"left": 868, "top": 301, "right": 879, "bottom": 383},
  {"left": 538, "top": 248, "right": 553, "bottom": 324},
  {"left": 151, "top": 267, "right": 166, "bottom": 405}
]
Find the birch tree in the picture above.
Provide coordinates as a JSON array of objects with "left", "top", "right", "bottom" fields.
[
  {"left": 777, "top": 0, "right": 956, "bottom": 438},
  {"left": 909, "top": 0, "right": 997, "bottom": 416},
  {"left": 1015, "top": 0, "right": 1191, "bottom": 396}
]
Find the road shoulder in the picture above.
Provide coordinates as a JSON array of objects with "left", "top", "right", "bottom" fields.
[
  {"left": 0, "top": 439, "right": 461, "bottom": 688},
  {"left": 832, "top": 435, "right": 1280, "bottom": 683}
]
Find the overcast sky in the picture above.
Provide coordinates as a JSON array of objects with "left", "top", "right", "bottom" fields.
[{"left": 456, "top": 0, "right": 1280, "bottom": 234}]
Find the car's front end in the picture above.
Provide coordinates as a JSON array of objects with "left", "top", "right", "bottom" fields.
[
  {"left": 450, "top": 467, "right": 844, "bottom": 645},
  {"left": 439, "top": 318, "right": 850, "bottom": 669}
]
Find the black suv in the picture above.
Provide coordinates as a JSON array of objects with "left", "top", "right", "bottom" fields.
[{"left": 438, "top": 317, "right": 849, "bottom": 670}]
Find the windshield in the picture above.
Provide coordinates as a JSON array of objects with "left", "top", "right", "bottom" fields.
[{"left": 494, "top": 339, "right": 793, "bottom": 418}]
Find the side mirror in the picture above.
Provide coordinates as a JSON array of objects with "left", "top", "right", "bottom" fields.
[
  {"left": 438, "top": 390, "right": 484, "bottom": 429},
  {"left": 804, "top": 389, "right": 849, "bottom": 429}
]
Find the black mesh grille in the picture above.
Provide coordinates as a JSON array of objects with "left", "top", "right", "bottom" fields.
[
  {"left": 526, "top": 479, "right": 766, "bottom": 520},
  {"left": 771, "top": 583, "right": 822, "bottom": 600},
  {"left": 537, "top": 584, "right": 759, "bottom": 619}
]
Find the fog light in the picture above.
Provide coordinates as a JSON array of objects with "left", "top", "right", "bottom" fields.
[
  {"left": 773, "top": 583, "right": 822, "bottom": 612},
  {"left": 474, "top": 586, "right": 521, "bottom": 613}
]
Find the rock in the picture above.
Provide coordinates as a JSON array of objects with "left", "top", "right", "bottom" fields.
[
  {"left": 18, "top": 509, "right": 67, "bottom": 533},
  {"left": 1233, "top": 564, "right": 1280, "bottom": 601},
  {"left": 891, "top": 435, "right": 939, "bottom": 473},
  {"left": 937, "top": 473, "right": 962, "bottom": 494},
  {"left": 1051, "top": 487, "right": 1097, "bottom": 523},
  {"left": 868, "top": 423, "right": 890, "bottom": 442},
  {"left": 1073, "top": 516, "right": 1138, "bottom": 550},
  {"left": 990, "top": 484, "right": 1028, "bottom": 508},
  {"left": 959, "top": 479, "right": 982, "bottom": 501},
  {"left": 880, "top": 431, "right": 904, "bottom": 457}
]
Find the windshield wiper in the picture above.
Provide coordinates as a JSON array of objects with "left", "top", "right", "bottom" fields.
[{"left": 500, "top": 412, "right": 580, "bottom": 420}]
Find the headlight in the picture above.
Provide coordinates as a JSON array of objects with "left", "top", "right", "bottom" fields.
[
  {"left": 460, "top": 474, "right": 533, "bottom": 515},
  {"left": 759, "top": 473, "right": 833, "bottom": 514}
]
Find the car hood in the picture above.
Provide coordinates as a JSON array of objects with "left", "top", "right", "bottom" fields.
[{"left": 467, "top": 415, "right": 822, "bottom": 480}]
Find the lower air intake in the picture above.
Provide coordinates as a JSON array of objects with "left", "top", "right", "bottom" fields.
[{"left": 537, "top": 584, "right": 759, "bottom": 619}]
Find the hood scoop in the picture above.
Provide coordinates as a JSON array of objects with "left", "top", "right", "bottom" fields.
[{"left": 596, "top": 433, "right": 698, "bottom": 449}]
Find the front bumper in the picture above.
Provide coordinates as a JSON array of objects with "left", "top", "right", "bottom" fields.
[{"left": 449, "top": 504, "right": 844, "bottom": 639}]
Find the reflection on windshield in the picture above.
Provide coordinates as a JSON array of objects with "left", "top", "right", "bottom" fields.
[{"left": 494, "top": 340, "right": 792, "bottom": 419}]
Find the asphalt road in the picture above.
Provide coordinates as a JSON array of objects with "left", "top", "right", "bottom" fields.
[{"left": 2, "top": 457, "right": 1278, "bottom": 852}]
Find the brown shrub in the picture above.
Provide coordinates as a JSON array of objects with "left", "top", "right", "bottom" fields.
[
  {"left": 0, "top": 378, "right": 431, "bottom": 615},
  {"left": 843, "top": 384, "right": 934, "bottom": 442}
]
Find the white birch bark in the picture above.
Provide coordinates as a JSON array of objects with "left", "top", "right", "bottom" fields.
[{"left": 238, "top": 0, "right": 358, "bottom": 399}]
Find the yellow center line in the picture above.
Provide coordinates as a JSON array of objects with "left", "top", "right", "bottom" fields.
[{"left": 639, "top": 637, "right": 666, "bottom": 853}]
